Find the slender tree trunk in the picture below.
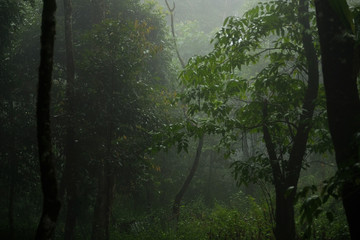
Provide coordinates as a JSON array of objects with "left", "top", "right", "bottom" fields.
[
  {"left": 172, "top": 136, "right": 204, "bottom": 220},
  {"left": 315, "top": 1, "right": 360, "bottom": 239},
  {"left": 262, "top": 101, "right": 292, "bottom": 240},
  {"left": 165, "top": 0, "right": 185, "bottom": 68},
  {"left": 35, "top": 0, "right": 61, "bottom": 239},
  {"left": 262, "top": 1, "right": 319, "bottom": 235}
]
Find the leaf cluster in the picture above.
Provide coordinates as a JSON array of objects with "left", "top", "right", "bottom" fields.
[{"left": 177, "top": 0, "right": 325, "bottom": 167}]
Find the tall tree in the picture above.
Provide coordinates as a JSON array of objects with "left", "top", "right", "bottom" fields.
[
  {"left": 264, "top": 0, "right": 319, "bottom": 239},
  {"left": 179, "top": 1, "right": 321, "bottom": 239},
  {"left": 314, "top": 1, "right": 360, "bottom": 239},
  {"left": 35, "top": 0, "right": 61, "bottom": 239}
]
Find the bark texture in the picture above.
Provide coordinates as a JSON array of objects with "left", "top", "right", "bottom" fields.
[
  {"left": 315, "top": 1, "right": 360, "bottom": 239},
  {"left": 35, "top": 0, "right": 61, "bottom": 239}
]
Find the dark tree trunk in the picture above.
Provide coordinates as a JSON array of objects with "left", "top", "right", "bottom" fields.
[
  {"left": 172, "top": 136, "right": 204, "bottom": 220},
  {"left": 262, "top": 102, "right": 295, "bottom": 240},
  {"left": 314, "top": 1, "right": 360, "bottom": 239},
  {"left": 274, "top": 185, "right": 296, "bottom": 240},
  {"left": 262, "top": 1, "right": 319, "bottom": 239},
  {"left": 62, "top": 0, "right": 78, "bottom": 238},
  {"left": 35, "top": 0, "right": 61, "bottom": 239}
]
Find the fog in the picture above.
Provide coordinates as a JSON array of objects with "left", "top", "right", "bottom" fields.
[{"left": 0, "top": 0, "right": 358, "bottom": 239}]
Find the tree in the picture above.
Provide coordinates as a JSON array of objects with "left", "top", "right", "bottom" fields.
[
  {"left": 35, "top": 0, "right": 61, "bottom": 238},
  {"left": 164, "top": 0, "right": 205, "bottom": 220},
  {"left": 72, "top": 2, "right": 173, "bottom": 238},
  {"left": 179, "top": 1, "right": 322, "bottom": 239},
  {"left": 172, "top": 135, "right": 204, "bottom": 219},
  {"left": 314, "top": 1, "right": 360, "bottom": 239},
  {"left": 0, "top": 0, "right": 174, "bottom": 239},
  {"left": 0, "top": 3, "right": 42, "bottom": 238}
]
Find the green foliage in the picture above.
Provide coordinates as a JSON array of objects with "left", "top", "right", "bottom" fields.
[
  {"left": 231, "top": 153, "right": 273, "bottom": 186},
  {"left": 0, "top": 0, "right": 33, "bottom": 54},
  {"left": 110, "top": 196, "right": 274, "bottom": 240},
  {"left": 1, "top": 0, "right": 176, "bottom": 239},
  {"left": 206, "top": 201, "right": 273, "bottom": 240},
  {"left": 175, "top": 20, "right": 214, "bottom": 63},
  {"left": 178, "top": 0, "right": 326, "bottom": 183},
  {"left": 295, "top": 166, "right": 358, "bottom": 239},
  {"left": 0, "top": 0, "right": 351, "bottom": 239}
]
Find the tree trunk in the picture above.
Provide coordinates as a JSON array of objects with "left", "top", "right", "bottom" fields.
[
  {"left": 35, "top": 0, "right": 61, "bottom": 239},
  {"left": 165, "top": 0, "right": 186, "bottom": 68},
  {"left": 262, "top": 1, "right": 319, "bottom": 235},
  {"left": 262, "top": 102, "right": 293, "bottom": 240},
  {"left": 274, "top": 184, "right": 296, "bottom": 240},
  {"left": 314, "top": 1, "right": 360, "bottom": 239},
  {"left": 172, "top": 135, "right": 204, "bottom": 220}
]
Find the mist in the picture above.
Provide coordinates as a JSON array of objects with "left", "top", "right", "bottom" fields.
[{"left": 1, "top": 0, "right": 359, "bottom": 239}]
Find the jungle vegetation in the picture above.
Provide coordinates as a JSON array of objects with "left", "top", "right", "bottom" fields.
[{"left": 0, "top": 0, "right": 359, "bottom": 239}]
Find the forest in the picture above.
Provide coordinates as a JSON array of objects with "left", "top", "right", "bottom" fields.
[{"left": 0, "top": 0, "right": 359, "bottom": 239}]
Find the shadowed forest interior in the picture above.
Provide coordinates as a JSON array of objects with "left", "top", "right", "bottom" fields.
[{"left": 1, "top": 0, "right": 360, "bottom": 239}]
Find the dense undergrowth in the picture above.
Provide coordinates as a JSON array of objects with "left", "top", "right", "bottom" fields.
[
  {"left": 107, "top": 192, "right": 348, "bottom": 240},
  {"left": 0, "top": 190, "right": 349, "bottom": 239}
]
